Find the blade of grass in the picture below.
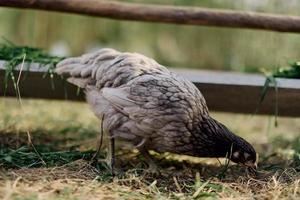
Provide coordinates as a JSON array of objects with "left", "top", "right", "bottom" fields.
[{"left": 26, "top": 131, "right": 46, "bottom": 166}]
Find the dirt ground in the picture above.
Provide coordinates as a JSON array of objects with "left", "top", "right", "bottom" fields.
[{"left": 0, "top": 98, "right": 299, "bottom": 200}]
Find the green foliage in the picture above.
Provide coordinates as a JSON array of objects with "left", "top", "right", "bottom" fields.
[
  {"left": 258, "top": 61, "right": 300, "bottom": 125},
  {"left": 273, "top": 61, "right": 300, "bottom": 79},
  {"left": 0, "top": 145, "right": 95, "bottom": 168},
  {"left": 0, "top": 41, "right": 64, "bottom": 92},
  {"left": 0, "top": 41, "right": 63, "bottom": 69},
  {"left": 257, "top": 75, "right": 278, "bottom": 125}
]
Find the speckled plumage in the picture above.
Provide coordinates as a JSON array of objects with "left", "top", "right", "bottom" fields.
[{"left": 56, "top": 48, "right": 257, "bottom": 168}]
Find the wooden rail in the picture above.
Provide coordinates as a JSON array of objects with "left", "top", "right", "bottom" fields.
[
  {"left": 1, "top": 0, "right": 300, "bottom": 33},
  {"left": 1, "top": 61, "right": 300, "bottom": 117}
]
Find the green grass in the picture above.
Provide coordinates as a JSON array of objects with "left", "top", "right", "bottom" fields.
[
  {"left": 257, "top": 61, "right": 300, "bottom": 126},
  {"left": 0, "top": 98, "right": 299, "bottom": 199},
  {"left": 0, "top": 41, "right": 64, "bottom": 93},
  {"left": 273, "top": 61, "right": 300, "bottom": 79},
  {"left": 292, "top": 137, "right": 300, "bottom": 171},
  {"left": 0, "top": 41, "right": 63, "bottom": 69},
  {"left": 0, "top": 146, "right": 95, "bottom": 169}
]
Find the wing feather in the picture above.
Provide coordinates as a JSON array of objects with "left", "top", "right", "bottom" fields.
[{"left": 102, "top": 87, "right": 137, "bottom": 116}]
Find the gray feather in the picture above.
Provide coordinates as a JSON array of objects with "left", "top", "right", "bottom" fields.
[{"left": 55, "top": 48, "right": 209, "bottom": 154}]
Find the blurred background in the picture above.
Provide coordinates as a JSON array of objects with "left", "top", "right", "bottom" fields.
[
  {"left": 1, "top": 0, "right": 300, "bottom": 73},
  {"left": 0, "top": 3, "right": 300, "bottom": 191}
]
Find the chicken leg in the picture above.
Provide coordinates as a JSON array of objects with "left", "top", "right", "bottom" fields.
[
  {"left": 109, "top": 136, "right": 115, "bottom": 176},
  {"left": 91, "top": 115, "right": 104, "bottom": 163},
  {"left": 139, "top": 147, "right": 159, "bottom": 174}
]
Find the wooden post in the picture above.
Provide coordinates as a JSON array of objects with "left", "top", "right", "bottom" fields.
[{"left": 1, "top": 0, "right": 300, "bottom": 33}]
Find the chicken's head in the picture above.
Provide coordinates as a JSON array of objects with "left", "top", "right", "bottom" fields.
[{"left": 230, "top": 143, "right": 258, "bottom": 171}]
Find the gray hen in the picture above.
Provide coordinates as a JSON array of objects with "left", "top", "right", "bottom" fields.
[{"left": 55, "top": 48, "right": 257, "bottom": 173}]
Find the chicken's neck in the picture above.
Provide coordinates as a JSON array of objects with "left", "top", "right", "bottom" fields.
[{"left": 190, "top": 117, "right": 241, "bottom": 158}]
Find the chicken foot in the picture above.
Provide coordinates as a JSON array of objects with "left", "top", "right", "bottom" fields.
[
  {"left": 90, "top": 114, "right": 115, "bottom": 176},
  {"left": 139, "top": 147, "right": 159, "bottom": 174}
]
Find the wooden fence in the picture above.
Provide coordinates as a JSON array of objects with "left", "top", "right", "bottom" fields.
[{"left": 1, "top": 62, "right": 300, "bottom": 117}]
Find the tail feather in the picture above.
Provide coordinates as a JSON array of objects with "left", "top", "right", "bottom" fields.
[
  {"left": 55, "top": 48, "right": 119, "bottom": 76},
  {"left": 55, "top": 48, "right": 120, "bottom": 88},
  {"left": 81, "top": 48, "right": 119, "bottom": 65},
  {"left": 55, "top": 48, "right": 164, "bottom": 89}
]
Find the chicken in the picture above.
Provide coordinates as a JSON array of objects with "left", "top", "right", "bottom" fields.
[{"left": 55, "top": 48, "right": 257, "bottom": 174}]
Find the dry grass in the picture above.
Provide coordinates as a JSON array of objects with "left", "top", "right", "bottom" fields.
[{"left": 0, "top": 98, "right": 299, "bottom": 200}]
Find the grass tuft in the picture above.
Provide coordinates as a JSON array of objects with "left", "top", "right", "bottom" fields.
[
  {"left": 273, "top": 61, "right": 300, "bottom": 79},
  {"left": 0, "top": 41, "right": 64, "bottom": 92},
  {"left": 258, "top": 61, "right": 300, "bottom": 126},
  {"left": 0, "top": 146, "right": 96, "bottom": 169}
]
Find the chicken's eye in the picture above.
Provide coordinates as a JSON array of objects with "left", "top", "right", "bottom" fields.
[
  {"left": 244, "top": 152, "right": 250, "bottom": 160},
  {"left": 232, "top": 151, "right": 240, "bottom": 159}
]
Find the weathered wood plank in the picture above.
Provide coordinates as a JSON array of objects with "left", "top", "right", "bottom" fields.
[
  {"left": 0, "top": 61, "right": 85, "bottom": 101},
  {"left": 2, "top": 0, "right": 300, "bottom": 33},
  {"left": 172, "top": 69, "right": 300, "bottom": 117},
  {"left": 1, "top": 61, "right": 300, "bottom": 117}
]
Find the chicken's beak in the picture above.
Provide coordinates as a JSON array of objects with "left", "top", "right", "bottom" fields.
[{"left": 244, "top": 161, "right": 257, "bottom": 171}]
